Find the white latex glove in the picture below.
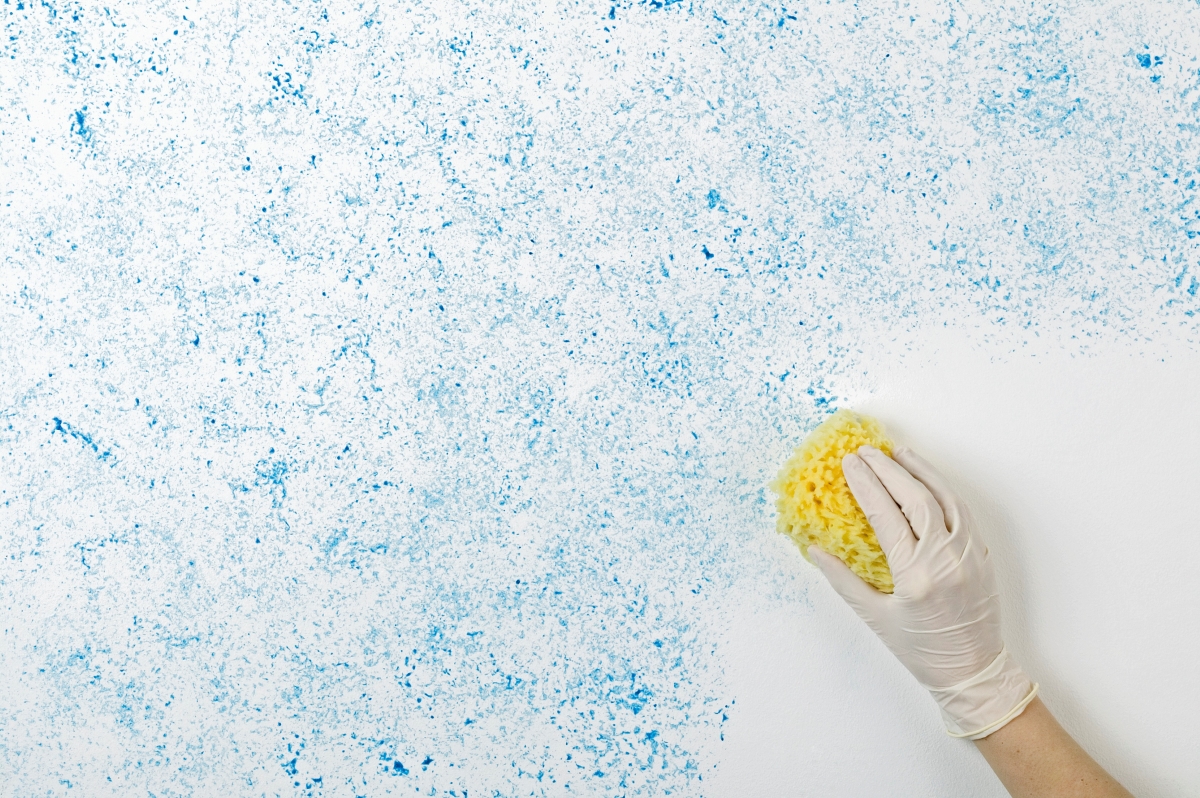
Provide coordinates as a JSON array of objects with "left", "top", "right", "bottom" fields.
[{"left": 808, "top": 444, "right": 1038, "bottom": 740}]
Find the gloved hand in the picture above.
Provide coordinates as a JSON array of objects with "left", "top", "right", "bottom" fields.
[{"left": 808, "top": 444, "right": 1038, "bottom": 740}]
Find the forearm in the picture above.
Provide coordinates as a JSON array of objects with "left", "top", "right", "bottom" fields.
[{"left": 974, "top": 697, "right": 1133, "bottom": 798}]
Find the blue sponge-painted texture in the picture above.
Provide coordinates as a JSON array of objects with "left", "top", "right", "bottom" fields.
[{"left": 2, "top": 1, "right": 1198, "bottom": 794}]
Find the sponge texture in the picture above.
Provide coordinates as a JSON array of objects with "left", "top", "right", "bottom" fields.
[{"left": 771, "top": 409, "right": 895, "bottom": 593}]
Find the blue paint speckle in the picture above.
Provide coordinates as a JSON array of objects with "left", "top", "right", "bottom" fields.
[{"left": 71, "top": 108, "right": 90, "bottom": 142}]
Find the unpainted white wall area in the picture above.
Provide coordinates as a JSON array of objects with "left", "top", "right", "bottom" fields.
[{"left": 712, "top": 336, "right": 1200, "bottom": 797}]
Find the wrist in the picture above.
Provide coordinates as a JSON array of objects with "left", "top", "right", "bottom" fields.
[{"left": 923, "top": 647, "right": 1038, "bottom": 740}]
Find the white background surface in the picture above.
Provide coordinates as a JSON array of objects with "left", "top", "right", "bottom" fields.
[{"left": 713, "top": 334, "right": 1200, "bottom": 797}]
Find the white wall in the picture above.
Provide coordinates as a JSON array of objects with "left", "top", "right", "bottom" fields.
[
  {"left": 712, "top": 333, "right": 1200, "bottom": 797},
  {"left": 3, "top": 0, "right": 1199, "bottom": 795}
]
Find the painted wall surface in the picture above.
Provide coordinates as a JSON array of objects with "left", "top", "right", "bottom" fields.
[{"left": 2, "top": 1, "right": 1198, "bottom": 796}]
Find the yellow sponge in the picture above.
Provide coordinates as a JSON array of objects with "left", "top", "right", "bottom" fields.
[{"left": 770, "top": 409, "right": 895, "bottom": 593}]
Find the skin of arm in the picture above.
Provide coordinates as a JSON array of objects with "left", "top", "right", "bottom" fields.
[{"left": 975, "top": 697, "right": 1134, "bottom": 798}]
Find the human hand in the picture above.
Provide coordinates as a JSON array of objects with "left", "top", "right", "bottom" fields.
[{"left": 808, "top": 445, "right": 1037, "bottom": 739}]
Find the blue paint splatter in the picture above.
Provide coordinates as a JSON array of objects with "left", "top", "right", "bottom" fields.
[{"left": 3, "top": 2, "right": 1199, "bottom": 794}]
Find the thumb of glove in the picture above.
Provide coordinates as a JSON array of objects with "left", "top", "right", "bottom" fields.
[{"left": 809, "top": 546, "right": 886, "bottom": 622}]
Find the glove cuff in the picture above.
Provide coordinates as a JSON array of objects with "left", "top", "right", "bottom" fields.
[{"left": 925, "top": 646, "right": 1037, "bottom": 740}]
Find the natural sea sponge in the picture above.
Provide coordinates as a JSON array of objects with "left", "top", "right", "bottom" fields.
[{"left": 770, "top": 409, "right": 895, "bottom": 593}]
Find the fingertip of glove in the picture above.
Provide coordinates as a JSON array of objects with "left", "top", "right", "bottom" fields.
[
  {"left": 841, "top": 452, "right": 865, "bottom": 473},
  {"left": 809, "top": 547, "right": 842, "bottom": 576},
  {"left": 857, "top": 445, "right": 896, "bottom": 466}
]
